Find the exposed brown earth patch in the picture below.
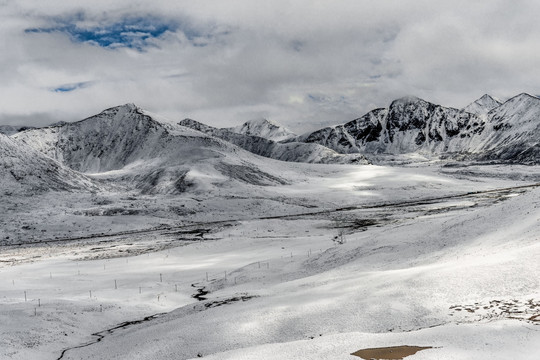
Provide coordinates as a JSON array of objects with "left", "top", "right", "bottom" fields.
[
  {"left": 351, "top": 345, "right": 433, "bottom": 359},
  {"left": 449, "top": 298, "right": 540, "bottom": 325}
]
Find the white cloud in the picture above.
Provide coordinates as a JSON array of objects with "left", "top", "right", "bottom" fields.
[{"left": 1, "top": 0, "right": 540, "bottom": 130}]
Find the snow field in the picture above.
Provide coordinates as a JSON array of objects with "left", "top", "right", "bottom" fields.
[{"left": 0, "top": 164, "right": 539, "bottom": 359}]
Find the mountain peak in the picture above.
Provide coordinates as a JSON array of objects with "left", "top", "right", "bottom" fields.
[
  {"left": 490, "top": 93, "right": 540, "bottom": 116},
  {"left": 390, "top": 95, "right": 425, "bottom": 105},
  {"left": 120, "top": 103, "right": 139, "bottom": 110},
  {"left": 510, "top": 93, "right": 539, "bottom": 102},
  {"left": 478, "top": 94, "right": 498, "bottom": 102},
  {"left": 463, "top": 94, "right": 502, "bottom": 115},
  {"left": 229, "top": 118, "right": 296, "bottom": 142}
]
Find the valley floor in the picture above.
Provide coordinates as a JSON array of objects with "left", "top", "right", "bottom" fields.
[{"left": 1, "top": 162, "right": 539, "bottom": 359}]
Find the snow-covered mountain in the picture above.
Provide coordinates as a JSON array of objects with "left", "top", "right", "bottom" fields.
[
  {"left": 228, "top": 118, "right": 296, "bottom": 142},
  {"left": 470, "top": 93, "right": 540, "bottom": 163},
  {"left": 291, "top": 96, "right": 483, "bottom": 155},
  {"left": 12, "top": 104, "right": 294, "bottom": 195},
  {"left": 462, "top": 94, "right": 502, "bottom": 116},
  {"left": 0, "top": 133, "right": 99, "bottom": 195},
  {"left": 291, "top": 94, "right": 539, "bottom": 164},
  {"left": 179, "top": 119, "right": 369, "bottom": 165}
]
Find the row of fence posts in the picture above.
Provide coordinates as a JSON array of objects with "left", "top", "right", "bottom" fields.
[{"left": 11, "top": 246, "right": 323, "bottom": 316}]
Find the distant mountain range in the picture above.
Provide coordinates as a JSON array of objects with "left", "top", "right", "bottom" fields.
[
  {"left": 178, "top": 118, "right": 368, "bottom": 165},
  {"left": 2, "top": 93, "right": 538, "bottom": 195}
]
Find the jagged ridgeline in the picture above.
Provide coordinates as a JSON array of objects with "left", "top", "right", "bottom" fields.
[{"left": 287, "top": 94, "right": 539, "bottom": 164}]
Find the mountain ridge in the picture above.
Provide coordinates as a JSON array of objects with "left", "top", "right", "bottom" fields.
[
  {"left": 179, "top": 118, "right": 369, "bottom": 165},
  {"left": 462, "top": 94, "right": 502, "bottom": 115},
  {"left": 288, "top": 93, "right": 539, "bottom": 164}
]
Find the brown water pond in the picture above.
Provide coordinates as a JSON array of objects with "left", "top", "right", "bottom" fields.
[{"left": 351, "top": 345, "right": 433, "bottom": 359}]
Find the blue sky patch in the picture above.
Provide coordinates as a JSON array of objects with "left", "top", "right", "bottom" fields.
[
  {"left": 25, "top": 13, "right": 215, "bottom": 51},
  {"left": 52, "top": 81, "right": 91, "bottom": 93}
]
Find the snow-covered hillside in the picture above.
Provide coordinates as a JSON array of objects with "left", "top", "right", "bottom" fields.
[
  {"left": 1, "top": 162, "right": 539, "bottom": 360},
  {"left": 179, "top": 119, "right": 369, "bottom": 165},
  {"left": 0, "top": 133, "right": 99, "bottom": 195},
  {"left": 228, "top": 118, "right": 296, "bottom": 142},
  {"left": 292, "top": 94, "right": 539, "bottom": 164}
]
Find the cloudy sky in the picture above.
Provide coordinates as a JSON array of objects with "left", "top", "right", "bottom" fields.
[{"left": 1, "top": 0, "right": 539, "bottom": 133}]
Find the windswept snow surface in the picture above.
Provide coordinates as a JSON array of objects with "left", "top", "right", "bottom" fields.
[{"left": 1, "top": 161, "right": 539, "bottom": 360}]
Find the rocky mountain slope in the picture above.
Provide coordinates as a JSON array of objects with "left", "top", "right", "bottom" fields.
[
  {"left": 290, "top": 94, "right": 539, "bottom": 164},
  {"left": 13, "top": 104, "right": 291, "bottom": 195},
  {"left": 469, "top": 93, "right": 540, "bottom": 163},
  {"left": 179, "top": 119, "right": 369, "bottom": 165},
  {"left": 0, "top": 133, "right": 99, "bottom": 195},
  {"left": 228, "top": 118, "right": 296, "bottom": 142}
]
